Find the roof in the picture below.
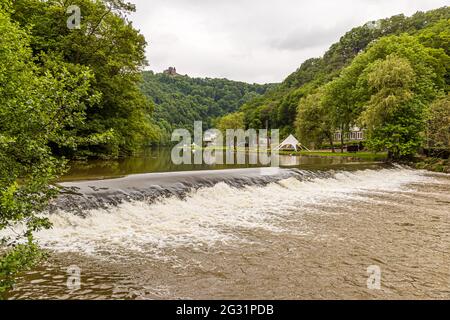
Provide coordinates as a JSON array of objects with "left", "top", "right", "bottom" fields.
[
  {"left": 280, "top": 134, "right": 300, "bottom": 146},
  {"left": 275, "top": 134, "right": 310, "bottom": 151}
]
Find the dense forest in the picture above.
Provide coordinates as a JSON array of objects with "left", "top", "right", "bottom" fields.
[
  {"left": 219, "top": 6, "right": 449, "bottom": 158},
  {"left": 141, "top": 71, "right": 275, "bottom": 143}
]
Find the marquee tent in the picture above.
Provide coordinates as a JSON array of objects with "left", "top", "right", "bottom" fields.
[{"left": 274, "top": 135, "right": 310, "bottom": 152}]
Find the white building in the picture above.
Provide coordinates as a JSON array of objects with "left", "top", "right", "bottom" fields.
[{"left": 334, "top": 127, "right": 365, "bottom": 142}]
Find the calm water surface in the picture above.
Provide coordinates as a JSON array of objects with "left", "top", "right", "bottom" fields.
[{"left": 61, "top": 148, "right": 365, "bottom": 181}]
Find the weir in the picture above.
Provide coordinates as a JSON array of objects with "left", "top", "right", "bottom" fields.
[
  {"left": 54, "top": 168, "right": 303, "bottom": 213},
  {"left": 53, "top": 164, "right": 388, "bottom": 214}
]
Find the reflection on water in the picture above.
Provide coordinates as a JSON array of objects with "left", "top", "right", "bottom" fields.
[
  {"left": 6, "top": 167, "right": 450, "bottom": 300},
  {"left": 62, "top": 147, "right": 361, "bottom": 181}
]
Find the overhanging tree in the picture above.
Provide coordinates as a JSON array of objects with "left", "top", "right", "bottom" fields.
[
  {"left": 11, "top": 0, "right": 159, "bottom": 158},
  {"left": 0, "top": 9, "right": 93, "bottom": 295}
]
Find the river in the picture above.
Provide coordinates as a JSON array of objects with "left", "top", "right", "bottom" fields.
[{"left": 4, "top": 149, "right": 450, "bottom": 299}]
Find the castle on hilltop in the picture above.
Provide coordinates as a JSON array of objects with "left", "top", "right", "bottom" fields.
[{"left": 163, "top": 67, "right": 179, "bottom": 76}]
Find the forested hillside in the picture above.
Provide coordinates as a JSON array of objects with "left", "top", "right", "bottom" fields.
[
  {"left": 141, "top": 71, "right": 275, "bottom": 143},
  {"left": 233, "top": 7, "right": 450, "bottom": 141}
]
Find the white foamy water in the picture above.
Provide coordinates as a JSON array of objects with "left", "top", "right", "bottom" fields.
[{"left": 30, "top": 167, "right": 437, "bottom": 257}]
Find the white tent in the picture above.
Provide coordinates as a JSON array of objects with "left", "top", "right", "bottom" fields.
[{"left": 274, "top": 135, "right": 310, "bottom": 152}]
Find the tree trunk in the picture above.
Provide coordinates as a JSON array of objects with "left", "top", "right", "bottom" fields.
[
  {"left": 387, "top": 151, "right": 393, "bottom": 161},
  {"left": 328, "top": 135, "right": 335, "bottom": 153},
  {"left": 340, "top": 125, "right": 345, "bottom": 153}
]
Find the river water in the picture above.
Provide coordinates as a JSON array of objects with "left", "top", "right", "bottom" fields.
[{"left": 4, "top": 151, "right": 450, "bottom": 300}]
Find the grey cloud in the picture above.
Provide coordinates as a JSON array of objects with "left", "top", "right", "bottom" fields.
[
  {"left": 270, "top": 25, "right": 351, "bottom": 51},
  {"left": 130, "top": 0, "right": 449, "bottom": 83}
]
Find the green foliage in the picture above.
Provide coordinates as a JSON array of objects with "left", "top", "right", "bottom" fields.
[
  {"left": 360, "top": 34, "right": 447, "bottom": 157},
  {"left": 10, "top": 0, "right": 157, "bottom": 158},
  {"left": 0, "top": 243, "right": 45, "bottom": 294},
  {"left": 141, "top": 72, "right": 274, "bottom": 143},
  {"left": 360, "top": 55, "right": 424, "bottom": 158},
  {"left": 0, "top": 8, "right": 92, "bottom": 295},
  {"left": 416, "top": 19, "right": 450, "bottom": 55},
  {"left": 293, "top": 10, "right": 450, "bottom": 158},
  {"left": 296, "top": 89, "right": 335, "bottom": 149},
  {"left": 0, "top": 0, "right": 11, "bottom": 12},
  {"left": 214, "top": 112, "right": 245, "bottom": 133},
  {"left": 239, "top": 7, "right": 450, "bottom": 135},
  {"left": 426, "top": 94, "right": 450, "bottom": 149}
]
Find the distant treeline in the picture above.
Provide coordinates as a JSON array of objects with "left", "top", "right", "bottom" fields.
[{"left": 140, "top": 71, "right": 276, "bottom": 143}]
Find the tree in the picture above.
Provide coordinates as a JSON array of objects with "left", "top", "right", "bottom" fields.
[
  {"left": 296, "top": 90, "right": 335, "bottom": 151},
  {"left": 426, "top": 94, "right": 450, "bottom": 149},
  {"left": 322, "top": 75, "right": 361, "bottom": 152},
  {"left": 360, "top": 55, "right": 423, "bottom": 159},
  {"left": 11, "top": 0, "right": 158, "bottom": 158},
  {"left": 215, "top": 112, "right": 245, "bottom": 133},
  {"left": 417, "top": 19, "right": 450, "bottom": 55},
  {"left": 0, "top": 9, "right": 93, "bottom": 295}
]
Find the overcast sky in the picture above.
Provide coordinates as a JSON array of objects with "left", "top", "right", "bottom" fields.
[{"left": 129, "top": 0, "right": 448, "bottom": 84}]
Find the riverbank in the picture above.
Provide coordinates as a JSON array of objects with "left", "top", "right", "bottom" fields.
[
  {"left": 192, "top": 146, "right": 388, "bottom": 162},
  {"left": 410, "top": 156, "right": 450, "bottom": 173},
  {"left": 292, "top": 151, "right": 388, "bottom": 162},
  {"left": 289, "top": 152, "right": 450, "bottom": 174}
]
